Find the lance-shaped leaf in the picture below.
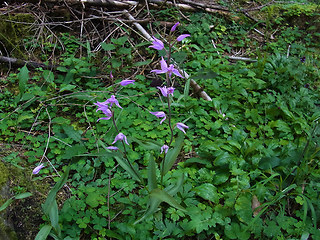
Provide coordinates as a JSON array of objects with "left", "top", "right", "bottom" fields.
[
  {"left": 114, "top": 156, "right": 143, "bottom": 183},
  {"left": 162, "top": 132, "right": 184, "bottom": 175},
  {"left": 130, "top": 136, "right": 162, "bottom": 151},
  {"left": 42, "top": 167, "right": 70, "bottom": 237},
  {"left": 134, "top": 188, "right": 186, "bottom": 224},
  {"left": 18, "top": 65, "right": 29, "bottom": 98},
  {"left": 165, "top": 173, "right": 185, "bottom": 196},
  {"left": 35, "top": 225, "right": 52, "bottom": 240},
  {"left": 148, "top": 156, "right": 157, "bottom": 191}
]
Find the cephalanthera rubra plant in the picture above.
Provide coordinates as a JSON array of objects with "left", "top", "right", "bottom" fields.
[{"left": 95, "top": 22, "right": 190, "bottom": 223}]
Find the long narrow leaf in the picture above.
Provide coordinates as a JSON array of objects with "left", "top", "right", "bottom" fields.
[
  {"left": 306, "top": 198, "right": 317, "bottom": 228},
  {"left": 114, "top": 156, "right": 142, "bottom": 183},
  {"left": 134, "top": 194, "right": 161, "bottom": 225},
  {"left": 43, "top": 167, "right": 70, "bottom": 216},
  {"left": 166, "top": 173, "right": 185, "bottom": 196},
  {"left": 162, "top": 132, "right": 184, "bottom": 175},
  {"left": 0, "top": 198, "right": 14, "bottom": 212},
  {"left": 150, "top": 189, "right": 186, "bottom": 212},
  {"left": 148, "top": 155, "right": 157, "bottom": 191},
  {"left": 35, "top": 225, "right": 52, "bottom": 240},
  {"left": 48, "top": 200, "right": 61, "bottom": 236},
  {"left": 18, "top": 65, "right": 29, "bottom": 98},
  {"left": 14, "top": 192, "right": 33, "bottom": 199}
]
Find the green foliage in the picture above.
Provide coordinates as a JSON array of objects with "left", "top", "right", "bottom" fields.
[{"left": 0, "top": 5, "right": 319, "bottom": 239}]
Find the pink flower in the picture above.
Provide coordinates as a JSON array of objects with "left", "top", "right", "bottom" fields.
[
  {"left": 151, "top": 57, "right": 184, "bottom": 78},
  {"left": 149, "top": 36, "right": 164, "bottom": 50},
  {"left": 160, "top": 145, "right": 169, "bottom": 154},
  {"left": 119, "top": 80, "right": 135, "bottom": 86},
  {"left": 177, "top": 34, "right": 190, "bottom": 42},
  {"left": 157, "top": 86, "right": 175, "bottom": 97},
  {"left": 150, "top": 111, "right": 166, "bottom": 124},
  {"left": 32, "top": 163, "right": 45, "bottom": 174},
  {"left": 112, "top": 133, "right": 129, "bottom": 145},
  {"left": 176, "top": 122, "right": 189, "bottom": 134},
  {"left": 171, "top": 22, "right": 180, "bottom": 32}
]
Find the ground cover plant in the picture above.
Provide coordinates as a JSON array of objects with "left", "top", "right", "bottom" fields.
[{"left": 0, "top": 1, "right": 319, "bottom": 239}]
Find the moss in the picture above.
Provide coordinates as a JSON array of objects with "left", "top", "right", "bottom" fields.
[
  {"left": 0, "top": 161, "right": 10, "bottom": 205},
  {"left": 0, "top": 160, "right": 49, "bottom": 240},
  {"left": 0, "top": 13, "right": 35, "bottom": 58}
]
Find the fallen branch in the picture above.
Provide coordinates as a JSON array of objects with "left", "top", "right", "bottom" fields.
[{"left": 0, "top": 56, "right": 57, "bottom": 70}]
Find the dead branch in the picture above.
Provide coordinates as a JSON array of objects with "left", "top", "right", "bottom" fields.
[{"left": 0, "top": 55, "right": 57, "bottom": 70}]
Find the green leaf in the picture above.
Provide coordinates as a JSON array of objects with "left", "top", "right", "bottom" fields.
[
  {"left": 150, "top": 189, "right": 186, "bottom": 212},
  {"left": 43, "top": 167, "right": 70, "bottom": 217},
  {"left": 166, "top": 173, "right": 184, "bottom": 196},
  {"left": 130, "top": 137, "right": 161, "bottom": 151},
  {"left": 35, "top": 225, "right": 52, "bottom": 240},
  {"left": 162, "top": 132, "right": 184, "bottom": 175},
  {"left": 48, "top": 200, "right": 60, "bottom": 235},
  {"left": 132, "top": 60, "right": 152, "bottom": 67},
  {"left": 114, "top": 156, "right": 142, "bottom": 183},
  {"left": 59, "top": 84, "right": 77, "bottom": 92},
  {"left": 111, "top": 36, "right": 128, "bottom": 45},
  {"left": 258, "top": 156, "right": 281, "bottom": 170},
  {"left": 148, "top": 156, "right": 157, "bottom": 191},
  {"left": 134, "top": 193, "right": 161, "bottom": 225},
  {"left": 193, "top": 183, "right": 220, "bottom": 203},
  {"left": 101, "top": 43, "right": 116, "bottom": 51},
  {"left": 18, "top": 65, "right": 30, "bottom": 98},
  {"left": 14, "top": 192, "right": 33, "bottom": 199},
  {"left": 62, "top": 125, "right": 82, "bottom": 142},
  {"left": 135, "top": 189, "right": 186, "bottom": 225},
  {"left": 0, "top": 198, "right": 14, "bottom": 212}
]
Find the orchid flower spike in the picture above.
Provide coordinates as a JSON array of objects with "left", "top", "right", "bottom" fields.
[
  {"left": 150, "top": 111, "right": 166, "bottom": 124},
  {"left": 112, "top": 133, "right": 129, "bottom": 145},
  {"left": 151, "top": 57, "right": 184, "bottom": 78},
  {"left": 32, "top": 163, "right": 45, "bottom": 174},
  {"left": 176, "top": 122, "right": 189, "bottom": 134},
  {"left": 149, "top": 36, "right": 164, "bottom": 50}
]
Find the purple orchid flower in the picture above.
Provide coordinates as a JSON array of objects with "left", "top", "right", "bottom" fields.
[
  {"left": 150, "top": 111, "right": 166, "bottom": 124},
  {"left": 106, "top": 95, "right": 122, "bottom": 109},
  {"left": 160, "top": 145, "right": 169, "bottom": 154},
  {"left": 176, "top": 122, "right": 189, "bottom": 134},
  {"left": 112, "top": 133, "right": 129, "bottom": 145},
  {"left": 177, "top": 34, "right": 190, "bottom": 42},
  {"left": 94, "top": 100, "right": 109, "bottom": 112},
  {"left": 149, "top": 36, "right": 164, "bottom": 50},
  {"left": 157, "top": 86, "right": 175, "bottom": 97},
  {"left": 151, "top": 57, "right": 184, "bottom": 78},
  {"left": 171, "top": 22, "right": 180, "bottom": 32},
  {"left": 32, "top": 163, "right": 45, "bottom": 174},
  {"left": 119, "top": 79, "right": 135, "bottom": 86},
  {"left": 97, "top": 108, "right": 113, "bottom": 121}
]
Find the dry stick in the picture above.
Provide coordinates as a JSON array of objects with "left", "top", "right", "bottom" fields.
[
  {"left": 0, "top": 55, "right": 57, "bottom": 69},
  {"left": 124, "top": 10, "right": 212, "bottom": 101}
]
